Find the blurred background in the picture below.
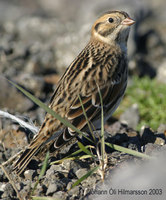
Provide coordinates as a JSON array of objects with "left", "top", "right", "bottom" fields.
[{"left": 0, "top": 0, "right": 166, "bottom": 131}]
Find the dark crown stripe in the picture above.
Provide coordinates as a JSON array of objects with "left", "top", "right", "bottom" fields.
[{"left": 102, "top": 10, "right": 129, "bottom": 18}]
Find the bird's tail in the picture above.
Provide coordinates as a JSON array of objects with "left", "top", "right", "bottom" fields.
[
  {"left": 13, "top": 115, "right": 63, "bottom": 175},
  {"left": 13, "top": 144, "right": 42, "bottom": 175},
  {"left": 13, "top": 127, "right": 76, "bottom": 175}
]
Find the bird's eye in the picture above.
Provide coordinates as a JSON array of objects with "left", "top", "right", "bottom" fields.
[{"left": 108, "top": 17, "right": 114, "bottom": 23}]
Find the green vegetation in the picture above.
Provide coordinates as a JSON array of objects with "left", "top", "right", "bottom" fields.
[{"left": 115, "top": 76, "right": 166, "bottom": 130}]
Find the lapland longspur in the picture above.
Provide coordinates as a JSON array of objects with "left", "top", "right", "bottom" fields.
[{"left": 14, "top": 10, "right": 135, "bottom": 174}]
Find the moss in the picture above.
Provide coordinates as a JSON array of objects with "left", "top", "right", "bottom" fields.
[{"left": 114, "top": 76, "right": 166, "bottom": 130}]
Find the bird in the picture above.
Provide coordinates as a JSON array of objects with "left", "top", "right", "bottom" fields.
[{"left": 14, "top": 10, "right": 135, "bottom": 175}]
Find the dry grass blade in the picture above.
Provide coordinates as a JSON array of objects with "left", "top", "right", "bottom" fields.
[
  {"left": 1, "top": 149, "right": 24, "bottom": 167},
  {"left": 0, "top": 165, "right": 22, "bottom": 200},
  {"left": 51, "top": 154, "right": 92, "bottom": 164},
  {"left": 96, "top": 84, "right": 107, "bottom": 180},
  {"left": 105, "top": 142, "right": 151, "bottom": 159},
  {"left": 78, "top": 142, "right": 96, "bottom": 159},
  {"left": 0, "top": 110, "right": 39, "bottom": 133}
]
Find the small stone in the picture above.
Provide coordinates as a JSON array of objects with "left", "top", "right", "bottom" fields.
[
  {"left": 46, "top": 181, "right": 58, "bottom": 195},
  {"left": 66, "top": 181, "right": 73, "bottom": 191},
  {"left": 1, "top": 183, "right": 15, "bottom": 199},
  {"left": 144, "top": 143, "right": 163, "bottom": 155},
  {"left": 66, "top": 179, "right": 77, "bottom": 191},
  {"left": 68, "top": 185, "right": 80, "bottom": 197},
  {"left": 0, "top": 183, "right": 6, "bottom": 192},
  {"left": 61, "top": 159, "right": 71, "bottom": 171},
  {"left": 105, "top": 121, "right": 121, "bottom": 135},
  {"left": 82, "top": 175, "right": 97, "bottom": 188},
  {"left": 50, "top": 164, "right": 64, "bottom": 172},
  {"left": 120, "top": 104, "right": 139, "bottom": 129},
  {"left": 157, "top": 124, "right": 166, "bottom": 133},
  {"left": 45, "top": 164, "right": 64, "bottom": 180},
  {"left": 19, "top": 180, "right": 31, "bottom": 198},
  {"left": 155, "top": 137, "right": 165, "bottom": 146},
  {"left": 24, "top": 169, "right": 35, "bottom": 180},
  {"left": 52, "top": 191, "right": 65, "bottom": 199},
  {"left": 75, "top": 168, "right": 88, "bottom": 179},
  {"left": 157, "top": 60, "right": 166, "bottom": 84},
  {"left": 84, "top": 187, "right": 90, "bottom": 196}
]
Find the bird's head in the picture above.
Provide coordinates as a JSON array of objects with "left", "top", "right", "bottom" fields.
[{"left": 91, "top": 11, "right": 135, "bottom": 46}]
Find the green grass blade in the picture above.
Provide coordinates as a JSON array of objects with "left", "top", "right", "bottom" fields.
[
  {"left": 38, "top": 152, "right": 49, "bottom": 179},
  {"left": 97, "top": 85, "right": 105, "bottom": 162},
  {"left": 31, "top": 152, "right": 49, "bottom": 196},
  {"left": 68, "top": 145, "right": 94, "bottom": 157},
  {"left": 51, "top": 154, "right": 92, "bottom": 164},
  {"left": 78, "top": 95, "right": 95, "bottom": 141},
  {"left": 105, "top": 142, "right": 151, "bottom": 159},
  {"left": 70, "top": 166, "right": 99, "bottom": 190},
  {"left": 78, "top": 142, "right": 96, "bottom": 159},
  {"left": 51, "top": 145, "right": 93, "bottom": 164},
  {"left": 8, "top": 80, "right": 84, "bottom": 136}
]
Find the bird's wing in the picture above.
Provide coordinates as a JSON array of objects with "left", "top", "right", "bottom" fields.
[
  {"left": 51, "top": 48, "right": 127, "bottom": 148},
  {"left": 66, "top": 76, "right": 126, "bottom": 133},
  {"left": 52, "top": 79, "right": 126, "bottom": 150}
]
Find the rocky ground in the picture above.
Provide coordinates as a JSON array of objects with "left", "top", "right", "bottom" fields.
[
  {"left": 0, "top": 0, "right": 166, "bottom": 199},
  {"left": 0, "top": 123, "right": 166, "bottom": 200}
]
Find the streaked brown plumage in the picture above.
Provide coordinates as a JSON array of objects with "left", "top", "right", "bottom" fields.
[{"left": 14, "top": 10, "right": 135, "bottom": 174}]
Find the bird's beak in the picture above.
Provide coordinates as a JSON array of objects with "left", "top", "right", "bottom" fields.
[{"left": 121, "top": 17, "right": 135, "bottom": 26}]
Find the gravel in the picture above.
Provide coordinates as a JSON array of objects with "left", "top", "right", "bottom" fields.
[{"left": 0, "top": 122, "right": 166, "bottom": 199}]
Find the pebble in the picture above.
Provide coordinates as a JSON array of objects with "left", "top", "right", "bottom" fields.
[
  {"left": 155, "top": 137, "right": 165, "bottom": 146},
  {"left": 68, "top": 185, "right": 80, "bottom": 197},
  {"left": 0, "top": 183, "right": 6, "bottom": 192},
  {"left": 157, "top": 60, "right": 166, "bottom": 84},
  {"left": 46, "top": 181, "right": 58, "bottom": 195},
  {"left": 75, "top": 168, "right": 88, "bottom": 179},
  {"left": 157, "top": 124, "right": 166, "bottom": 133},
  {"left": 24, "top": 169, "right": 35, "bottom": 180},
  {"left": 1, "top": 183, "right": 15, "bottom": 199},
  {"left": 144, "top": 143, "right": 162, "bottom": 155},
  {"left": 120, "top": 103, "right": 139, "bottom": 129},
  {"left": 52, "top": 191, "right": 65, "bottom": 199},
  {"left": 66, "top": 181, "right": 73, "bottom": 191}
]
